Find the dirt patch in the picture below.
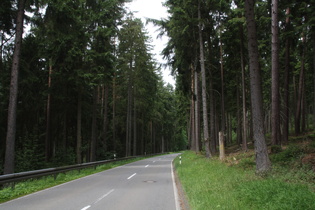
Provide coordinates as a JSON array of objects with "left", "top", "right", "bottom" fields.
[{"left": 302, "top": 153, "right": 315, "bottom": 171}]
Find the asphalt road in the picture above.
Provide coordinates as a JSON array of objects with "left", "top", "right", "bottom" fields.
[{"left": 0, "top": 154, "right": 180, "bottom": 210}]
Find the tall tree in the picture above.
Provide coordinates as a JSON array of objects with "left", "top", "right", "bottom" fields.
[
  {"left": 240, "top": 22, "right": 247, "bottom": 151},
  {"left": 198, "top": 0, "right": 211, "bottom": 158},
  {"left": 194, "top": 63, "right": 200, "bottom": 152},
  {"left": 282, "top": 7, "right": 291, "bottom": 145},
  {"left": 244, "top": 0, "right": 271, "bottom": 173},
  {"left": 295, "top": 35, "right": 306, "bottom": 135},
  {"left": 4, "top": 0, "right": 26, "bottom": 174},
  {"left": 271, "top": 0, "right": 280, "bottom": 146}
]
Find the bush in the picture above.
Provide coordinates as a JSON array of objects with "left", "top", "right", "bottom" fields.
[
  {"left": 271, "top": 145, "right": 282, "bottom": 154},
  {"left": 15, "top": 134, "right": 46, "bottom": 172},
  {"left": 239, "top": 157, "right": 255, "bottom": 169},
  {"left": 271, "top": 145, "right": 304, "bottom": 163},
  {"left": 51, "top": 148, "right": 76, "bottom": 167}
]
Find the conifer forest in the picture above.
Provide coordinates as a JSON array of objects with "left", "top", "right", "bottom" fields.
[{"left": 1, "top": 0, "right": 315, "bottom": 175}]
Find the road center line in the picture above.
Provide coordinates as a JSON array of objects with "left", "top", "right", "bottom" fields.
[
  {"left": 81, "top": 205, "right": 91, "bottom": 210},
  {"left": 145, "top": 165, "right": 149, "bottom": 168},
  {"left": 127, "top": 173, "right": 137, "bottom": 180},
  {"left": 94, "top": 189, "right": 115, "bottom": 204}
]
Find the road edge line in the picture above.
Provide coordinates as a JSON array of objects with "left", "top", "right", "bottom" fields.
[{"left": 171, "top": 156, "right": 180, "bottom": 210}]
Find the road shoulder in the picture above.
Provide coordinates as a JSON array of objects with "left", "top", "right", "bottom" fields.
[{"left": 172, "top": 161, "right": 190, "bottom": 210}]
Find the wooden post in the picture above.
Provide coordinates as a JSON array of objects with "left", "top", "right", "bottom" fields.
[{"left": 219, "top": 131, "right": 225, "bottom": 160}]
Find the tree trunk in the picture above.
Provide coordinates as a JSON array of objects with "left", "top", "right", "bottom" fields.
[
  {"left": 313, "top": 31, "right": 315, "bottom": 129},
  {"left": 198, "top": 0, "right": 211, "bottom": 158},
  {"left": 190, "top": 66, "right": 196, "bottom": 151},
  {"left": 301, "top": 76, "right": 306, "bottom": 132},
  {"left": 219, "top": 131, "right": 225, "bottom": 160},
  {"left": 240, "top": 23, "right": 248, "bottom": 151},
  {"left": 282, "top": 7, "right": 290, "bottom": 145},
  {"left": 295, "top": 36, "right": 305, "bottom": 135},
  {"left": 271, "top": 0, "right": 280, "bottom": 145},
  {"left": 90, "top": 87, "right": 98, "bottom": 162},
  {"left": 126, "top": 60, "right": 133, "bottom": 157},
  {"left": 45, "top": 59, "right": 53, "bottom": 161},
  {"left": 219, "top": 31, "right": 225, "bottom": 136},
  {"left": 161, "top": 124, "right": 165, "bottom": 153},
  {"left": 102, "top": 84, "right": 109, "bottom": 152},
  {"left": 133, "top": 96, "right": 137, "bottom": 156},
  {"left": 150, "top": 121, "right": 153, "bottom": 154},
  {"left": 112, "top": 73, "right": 116, "bottom": 152},
  {"left": 245, "top": 0, "right": 271, "bottom": 173},
  {"left": 141, "top": 112, "right": 144, "bottom": 154},
  {"left": 4, "top": 0, "right": 26, "bottom": 175},
  {"left": 207, "top": 34, "right": 216, "bottom": 154},
  {"left": 194, "top": 65, "right": 200, "bottom": 152},
  {"left": 237, "top": 86, "right": 242, "bottom": 144},
  {"left": 76, "top": 89, "right": 82, "bottom": 164}
]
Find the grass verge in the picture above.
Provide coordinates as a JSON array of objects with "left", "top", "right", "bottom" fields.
[
  {"left": 0, "top": 157, "right": 144, "bottom": 203},
  {"left": 174, "top": 151, "right": 315, "bottom": 210}
]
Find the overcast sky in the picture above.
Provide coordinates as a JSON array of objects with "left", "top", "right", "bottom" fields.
[{"left": 125, "top": 0, "right": 175, "bottom": 87}]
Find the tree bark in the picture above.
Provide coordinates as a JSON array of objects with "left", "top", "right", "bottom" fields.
[
  {"left": 237, "top": 85, "right": 242, "bottom": 144},
  {"left": 198, "top": 0, "right": 211, "bottom": 158},
  {"left": 76, "top": 89, "right": 82, "bottom": 164},
  {"left": 190, "top": 65, "right": 196, "bottom": 151},
  {"left": 271, "top": 0, "right": 280, "bottom": 145},
  {"left": 219, "top": 31, "right": 225, "bottom": 136},
  {"left": 282, "top": 7, "right": 290, "bottom": 145},
  {"left": 133, "top": 96, "right": 137, "bottom": 156},
  {"left": 313, "top": 31, "right": 315, "bottom": 129},
  {"left": 194, "top": 65, "right": 200, "bottom": 152},
  {"left": 207, "top": 33, "right": 216, "bottom": 154},
  {"left": 126, "top": 60, "right": 133, "bottom": 157},
  {"left": 4, "top": 0, "right": 26, "bottom": 175},
  {"left": 102, "top": 84, "right": 109, "bottom": 152},
  {"left": 112, "top": 72, "right": 116, "bottom": 152},
  {"left": 240, "top": 23, "right": 248, "bottom": 151},
  {"left": 245, "top": 0, "right": 271, "bottom": 173},
  {"left": 90, "top": 87, "right": 98, "bottom": 162},
  {"left": 45, "top": 59, "right": 53, "bottom": 161},
  {"left": 219, "top": 131, "right": 225, "bottom": 160},
  {"left": 295, "top": 36, "right": 305, "bottom": 135}
]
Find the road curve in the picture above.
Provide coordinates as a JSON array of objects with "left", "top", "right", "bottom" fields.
[{"left": 0, "top": 154, "right": 180, "bottom": 210}]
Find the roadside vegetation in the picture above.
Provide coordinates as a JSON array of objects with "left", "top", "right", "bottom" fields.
[
  {"left": 0, "top": 157, "right": 144, "bottom": 203},
  {"left": 174, "top": 132, "right": 315, "bottom": 210}
]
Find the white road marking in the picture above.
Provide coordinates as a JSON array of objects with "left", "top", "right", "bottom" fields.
[
  {"left": 127, "top": 173, "right": 137, "bottom": 180},
  {"left": 145, "top": 165, "right": 149, "bottom": 168},
  {"left": 94, "top": 189, "right": 115, "bottom": 204},
  {"left": 153, "top": 161, "right": 156, "bottom": 163},
  {"left": 172, "top": 156, "right": 180, "bottom": 210},
  {"left": 81, "top": 205, "right": 91, "bottom": 210}
]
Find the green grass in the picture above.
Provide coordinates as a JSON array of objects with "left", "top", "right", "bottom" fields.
[
  {"left": 174, "top": 151, "right": 315, "bottom": 210},
  {"left": 0, "top": 157, "right": 144, "bottom": 203}
]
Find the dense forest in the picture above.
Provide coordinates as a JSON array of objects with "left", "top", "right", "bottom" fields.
[
  {"left": 0, "top": 0, "right": 188, "bottom": 174},
  {"left": 1, "top": 0, "right": 315, "bottom": 175}
]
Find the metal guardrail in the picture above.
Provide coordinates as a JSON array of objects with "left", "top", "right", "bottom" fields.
[{"left": 0, "top": 155, "right": 156, "bottom": 186}]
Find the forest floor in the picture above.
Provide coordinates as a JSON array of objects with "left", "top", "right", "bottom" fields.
[{"left": 174, "top": 131, "right": 315, "bottom": 210}]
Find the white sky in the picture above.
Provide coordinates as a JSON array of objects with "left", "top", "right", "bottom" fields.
[{"left": 125, "top": 0, "right": 175, "bottom": 87}]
